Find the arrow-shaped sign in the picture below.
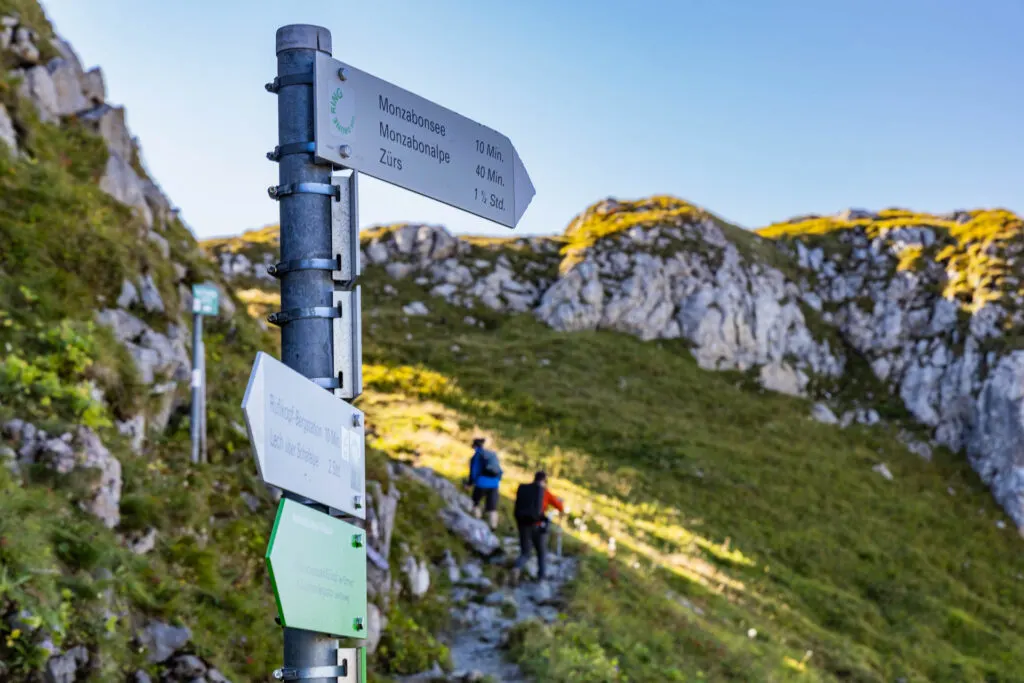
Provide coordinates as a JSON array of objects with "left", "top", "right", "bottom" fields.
[
  {"left": 242, "top": 351, "right": 366, "bottom": 519},
  {"left": 313, "top": 52, "right": 535, "bottom": 229},
  {"left": 265, "top": 497, "right": 367, "bottom": 638}
]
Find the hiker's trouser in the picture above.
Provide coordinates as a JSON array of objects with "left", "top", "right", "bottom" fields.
[{"left": 514, "top": 521, "right": 547, "bottom": 579}]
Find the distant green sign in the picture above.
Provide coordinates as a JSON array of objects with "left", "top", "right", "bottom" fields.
[
  {"left": 265, "top": 498, "right": 367, "bottom": 638},
  {"left": 191, "top": 283, "right": 219, "bottom": 316}
]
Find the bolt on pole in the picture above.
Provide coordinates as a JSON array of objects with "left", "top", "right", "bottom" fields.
[
  {"left": 189, "top": 312, "right": 203, "bottom": 465},
  {"left": 273, "top": 23, "right": 344, "bottom": 682}
]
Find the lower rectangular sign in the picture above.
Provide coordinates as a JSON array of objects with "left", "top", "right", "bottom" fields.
[{"left": 265, "top": 498, "right": 367, "bottom": 638}]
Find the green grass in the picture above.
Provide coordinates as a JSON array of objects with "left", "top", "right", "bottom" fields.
[{"left": 348, "top": 265, "right": 1024, "bottom": 683}]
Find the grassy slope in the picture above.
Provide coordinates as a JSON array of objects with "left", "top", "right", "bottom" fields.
[
  {"left": 206, "top": 198, "right": 1024, "bottom": 681},
  {"left": 349, "top": 261, "right": 1024, "bottom": 683}
]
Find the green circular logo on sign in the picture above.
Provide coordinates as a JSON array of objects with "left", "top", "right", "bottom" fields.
[{"left": 330, "top": 86, "right": 356, "bottom": 136}]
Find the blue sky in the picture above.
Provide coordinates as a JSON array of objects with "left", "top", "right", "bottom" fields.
[{"left": 43, "top": 0, "right": 1023, "bottom": 240}]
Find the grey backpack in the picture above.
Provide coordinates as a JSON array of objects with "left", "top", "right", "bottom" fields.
[{"left": 480, "top": 450, "right": 502, "bottom": 478}]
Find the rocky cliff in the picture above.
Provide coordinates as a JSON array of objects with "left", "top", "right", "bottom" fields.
[{"left": 211, "top": 199, "right": 1024, "bottom": 533}]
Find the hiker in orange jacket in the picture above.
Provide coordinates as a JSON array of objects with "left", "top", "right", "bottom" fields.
[{"left": 512, "top": 471, "right": 564, "bottom": 583}]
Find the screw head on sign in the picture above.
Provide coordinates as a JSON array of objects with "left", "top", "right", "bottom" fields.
[
  {"left": 337, "top": 67, "right": 348, "bottom": 81},
  {"left": 353, "top": 495, "right": 362, "bottom": 509},
  {"left": 352, "top": 414, "right": 361, "bottom": 427},
  {"left": 353, "top": 617, "right": 364, "bottom": 632},
  {"left": 339, "top": 145, "right": 351, "bottom": 159},
  {"left": 352, "top": 533, "right": 363, "bottom": 547}
]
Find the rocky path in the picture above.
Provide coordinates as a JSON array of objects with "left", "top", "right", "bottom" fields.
[
  {"left": 389, "top": 465, "right": 578, "bottom": 682},
  {"left": 398, "top": 534, "right": 578, "bottom": 683},
  {"left": 448, "top": 549, "right": 577, "bottom": 682}
]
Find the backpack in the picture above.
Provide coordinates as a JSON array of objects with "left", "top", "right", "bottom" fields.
[
  {"left": 514, "top": 482, "right": 544, "bottom": 523},
  {"left": 479, "top": 449, "right": 502, "bottom": 479}
]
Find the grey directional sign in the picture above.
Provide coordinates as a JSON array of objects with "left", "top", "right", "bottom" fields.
[
  {"left": 313, "top": 52, "right": 535, "bottom": 229},
  {"left": 242, "top": 351, "right": 366, "bottom": 519}
]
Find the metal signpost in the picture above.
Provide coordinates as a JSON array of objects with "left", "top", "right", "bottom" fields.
[
  {"left": 190, "top": 283, "right": 219, "bottom": 465},
  {"left": 253, "top": 22, "right": 534, "bottom": 682}
]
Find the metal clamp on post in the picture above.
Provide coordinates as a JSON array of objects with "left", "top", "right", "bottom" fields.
[
  {"left": 311, "top": 376, "right": 342, "bottom": 390},
  {"left": 273, "top": 663, "right": 347, "bottom": 680},
  {"left": 267, "top": 305, "right": 342, "bottom": 327},
  {"left": 267, "top": 141, "right": 316, "bottom": 162},
  {"left": 267, "top": 257, "right": 341, "bottom": 278},
  {"left": 264, "top": 71, "right": 314, "bottom": 93},
  {"left": 268, "top": 183, "right": 340, "bottom": 200}
]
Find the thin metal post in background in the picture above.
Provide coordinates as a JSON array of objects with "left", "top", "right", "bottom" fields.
[
  {"left": 190, "top": 312, "right": 203, "bottom": 465},
  {"left": 199, "top": 339, "right": 207, "bottom": 464},
  {"left": 274, "top": 23, "right": 341, "bottom": 683}
]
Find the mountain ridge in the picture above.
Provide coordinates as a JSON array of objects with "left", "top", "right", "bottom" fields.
[{"left": 206, "top": 197, "right": 1024, "bottom": 534}]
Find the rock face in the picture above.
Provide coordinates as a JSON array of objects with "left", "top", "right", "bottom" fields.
[
  {"left": 766, "top": 213, "right": 1024, "bottom": 528},
  {"left": 94, "top": 309, "right": 189, "bottom": 431},
  {"left": 536, "top": 213, "right": 844, "bottom": 396},
  {"left": 211, "top": 196, "right": 1024, "bottom": 530},
  {"left": 2, "top": 419, "right": 122, "bottom": 528},
  {"left": 397, "top": 465, "right": 501, "bottom": 556}
]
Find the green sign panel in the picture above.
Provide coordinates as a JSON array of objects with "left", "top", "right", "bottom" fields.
[
  {"left": 265, "top": 498, "right": 367, "bottom": 638},
  {"left": 191, "top": 283, "right": 219, "bottom": 316}
]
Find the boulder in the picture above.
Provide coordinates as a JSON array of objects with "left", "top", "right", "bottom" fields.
[
  {"left": 168, "top": 654, "right": 206, "bottom": 679},
  {"left": 95, "top": 309, "right": 189, "bottom": 390},
  {"left": 81, "top": 68, "right": 105, "bottom": 104},
  {"left": 116, "top": 414, "right": 146, "bottom": 454},
  {"left": 116, "top": 279, "right": 140, "bottom": 308},
  {"left": 402, "top": 301, "right": 429, "bottom": 316},
  {"left": 47, "top": 58, "right": 88, "bottom": 116},
  {"left": 439, "top": 506, "right": 501, "bottom": 557},
  {"left": 147, "top": 231, "right": 170, "bottom": 259},
  {"left": 44, "top": 645, "right": 89, "bottom": 683},
  {"left": 79, "top": 104, "right": 133, "bottom": 160},
  {"left": 365, "top": 603, "right": 387, "bottom": 655},
  {"left": 138, "top": 274, "right": 165, "bottom": 313},
  {"left": 17, "top": 65, "right": 59, "bottom": 123},
  {"left": 0, "top": 102, "right": 16, "bottom": 151},
  {"left": 98, "top": 153, "right": 154, "bottom": 228},
  {"left": 138, "top": 620, "right": 191, "bottom": 663},
  {"left": 9, "top": 26, "right": 40, "bottom": 64},
  {"left": 73, "top": 427, "right": 122, "bottom": 528},
  {"left": 810, "top": 403, "right": 838, "bottom": 425},
  {"left": 400, "top": 547, "right": 431, "bottom": 598},
  {"left": 126, "top": 528, "right": 157, "bottom": 555}
]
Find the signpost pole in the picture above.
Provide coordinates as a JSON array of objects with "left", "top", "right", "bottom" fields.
[
  {"left": 199, "top": 339, "right": 207, "bottom": 464},
  {"left": 273, "top": 23, "right": 342, "bottom": 682},
  {"left": 189, "top": 311, "right": 203, "bottom": 465}
]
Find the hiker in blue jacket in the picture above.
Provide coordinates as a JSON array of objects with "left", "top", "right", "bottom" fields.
[{"left": 465, "top": 437, "right": 502, "bottom": 530}]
